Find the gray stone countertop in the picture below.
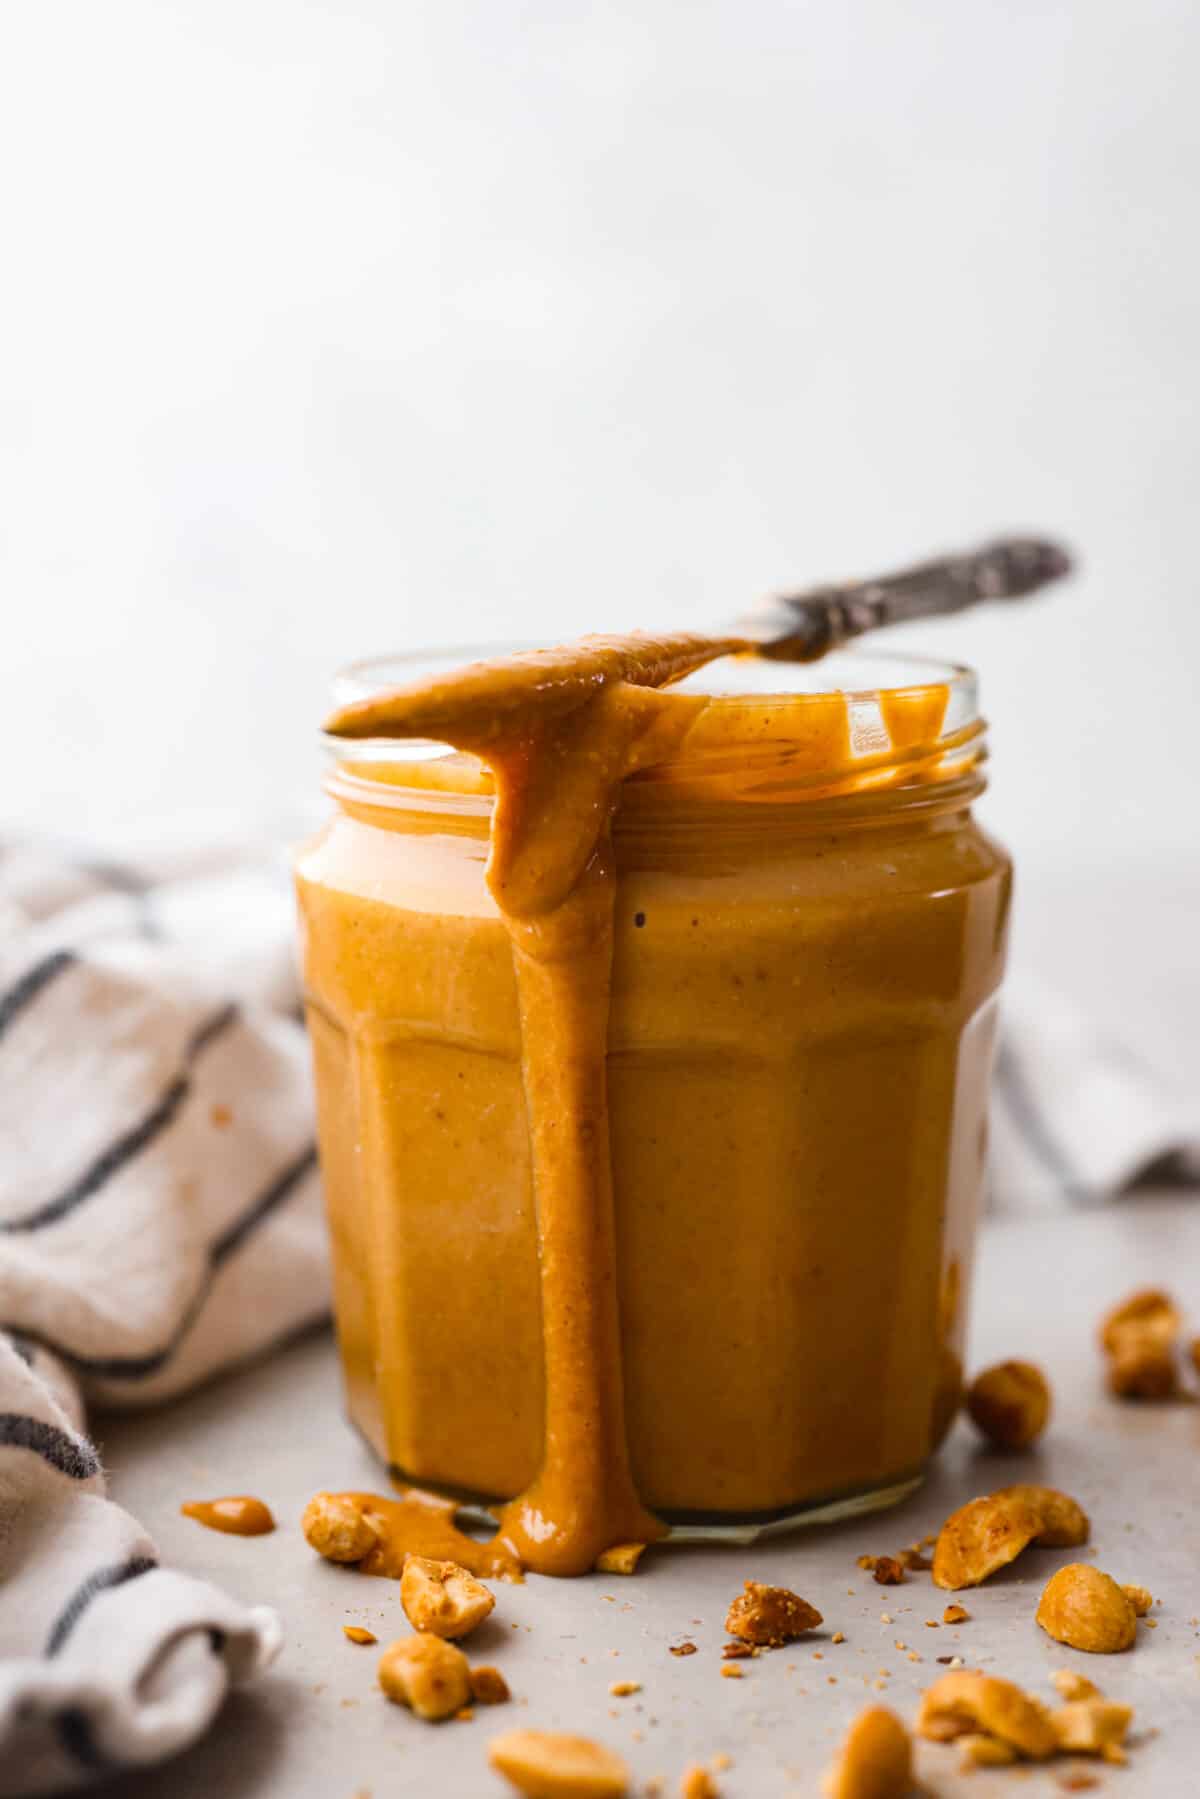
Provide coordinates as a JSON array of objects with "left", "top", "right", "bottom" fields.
[{"left": 96, "top": 1191, "right": 1200, "bottom": 1798}]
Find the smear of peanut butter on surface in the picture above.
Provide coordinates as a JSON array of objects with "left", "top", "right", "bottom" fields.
[
  {"left": 334, "top": 1488, "right": 523, "bottom": 1582},
  {"left": 181, "top": 1495, "right": 276, "bottom": 1536}
]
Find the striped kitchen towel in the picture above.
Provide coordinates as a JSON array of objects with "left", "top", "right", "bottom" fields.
[{"left": 0, "top": 840, "right": 328, "bottom": 1795}]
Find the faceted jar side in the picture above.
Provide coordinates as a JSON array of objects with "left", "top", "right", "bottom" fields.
[
  {"left": 607, "top": 807, "right": 1011, "bottom": 1519},
  {"left": 295, "top": 811, "right": 546, "bottom": 1500}
]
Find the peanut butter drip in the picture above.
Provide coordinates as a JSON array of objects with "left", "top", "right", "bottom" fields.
[
  {"left": 327, "top": 631, "right": 802, "bottom": 1574},
  {"left": 181, "top": 1495, "right": 275, "bottom": 1536},
  {"left": 337, "top": 1489, "right": 522, "bottom": 1582}
]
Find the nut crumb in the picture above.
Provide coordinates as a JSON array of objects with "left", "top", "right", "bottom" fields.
[
  {"left": 678, "top": 1766, "right": 718, "bottom": 1799},
  {"left": 1052, "top": 1669, "right": 1100, "bottom": 1702},
  {"left": 858, "top": 1544, "right": 930, "bottom": 1577},
  {"left": 942, "top": 1604, "right": 969, "bottom": 1625},
  {"left": 721, "top": 1642, "right": 754, "bottom": 1660},
  {"left": 724, "top": 1580, "right": 822, "bottom": 1647},
  {"left": 669, "top": 1642, "right": 697, "bottom": 1657},
  {"left": 343, "top": 1625, "right": 377, "bottom": 1646},
  {"left": 609, "top": 1680, "right": 641, "bottom": 1697},
  {"left": 470, "top": 1666, "right": 511, "bottom": 1705},
  {"left": 596, "top": 1543, "right": 646, "bottom": 1576},
  {"left": 899, "top": 1546, "right": 933, "bottom": 1571},
  {"left": 719, "top": 1665, "right": 743, "bottom": 1680},
  {"left": 832, "top": 1632, "right": 845, "bottom": 1644},
  {"left": 879, "top": 1614, "right": 892, "bottom": 1625}
]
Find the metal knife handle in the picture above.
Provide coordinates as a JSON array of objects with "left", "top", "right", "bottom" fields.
[{"left": 757, "top": 535, "right": 1074, "bottom": 662}]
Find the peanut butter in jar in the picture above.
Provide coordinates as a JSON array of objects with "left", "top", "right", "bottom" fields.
[{"left": 295, "top": 637, "right": 1010, "bottom": 1574}]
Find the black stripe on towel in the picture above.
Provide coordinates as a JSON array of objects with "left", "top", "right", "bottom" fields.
[
  {"left": 54, "top": 1620, "right": 226, "bottom": 1776},
  {"left": 2, "top": 1143, "right": 320, "bottom": 1380},
  {"left": 0, "top": 949, "right": 76, "bottom": 1045},
  {"left": 4, "top": 1331, "right": 35, "bottom": 1366},
  {"left": 0, "top": 1414, "right": 101, "bottom": 1480},
  {"left": 1, "top": 1003, "right": 240, "bottom": 1235},
  {"left": 57, "top": 1708, "right": 115, "bottom": 1772},
  {"left": 211, "top": 1143, "right": 319, "bottom": 1265},
  {"left": 45, "top": 1555, "right": 158, "bottom": 1656},
  {"left": 186, "top": 1001, "right": 239, "bottom": 1059},
  {"left": 75, "top": 856, "right": 162, "bottom": 942}
]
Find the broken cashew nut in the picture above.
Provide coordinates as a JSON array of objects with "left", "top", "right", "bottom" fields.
[
  {"left": 400, "top": 1553, "right": 495, "bottom": 1639},
  {"left": 932, "top": 1485, "right": 1088, "bottom": 1591},
  {"left": 965, "top": 1360, "right": 1051, "bottom": 1450},
  {"left": 821, "top": 1705, "right": 913, "bottom": 1798},
  {"left": 301, "top": 1491, "right": 380, "bottom": 1563},
  {"left": 916, "top": 1669, "right": 1058, "bottom": 1760},
  {"left": 1100, "top": 1288, "right": 1180, "bottom": 1399},
  {"left": 1035, "top": 1564, "right": 1139, "bottom": 1654},
  {"left": 724, "top": 1580, "right": 823, "bottom": 1647},
  {"left": 377, "top": 1633, "right": 471, "bottom": 1721},
  {"left": 487, "top": 1728, "right": 630, "bottom": 1797}
]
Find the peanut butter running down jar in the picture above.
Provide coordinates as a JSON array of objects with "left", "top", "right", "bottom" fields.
[{"left": 295, "top": 639, "right": 1012, "bottom": 1575}]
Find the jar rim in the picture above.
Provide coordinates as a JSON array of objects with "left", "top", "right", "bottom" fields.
[
  {"left": 324, "top": 641, "right": 979, "bottom": 765},
  {"left": 321, "top": 640, "right": 987, "bottom": 822}
]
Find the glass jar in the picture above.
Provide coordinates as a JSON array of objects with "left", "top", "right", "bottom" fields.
[{"left": 295, "top": 647, "right": 1011, "bottom": 1535}]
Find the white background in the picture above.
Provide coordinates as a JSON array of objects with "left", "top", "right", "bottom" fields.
[{"left": 1, "top": 0, "right": 1197, "bottom": 875}]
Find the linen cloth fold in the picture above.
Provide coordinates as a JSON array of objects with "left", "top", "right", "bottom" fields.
[
  {"left": 0, "top": 835, "right": 1196, "bottom": 1794},
  {"left": 991, "top": 973, "right": 1200, "bottom": 1210},
  {"left": 0, "top": 840, "right": 327, "bottom": 1795}
]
